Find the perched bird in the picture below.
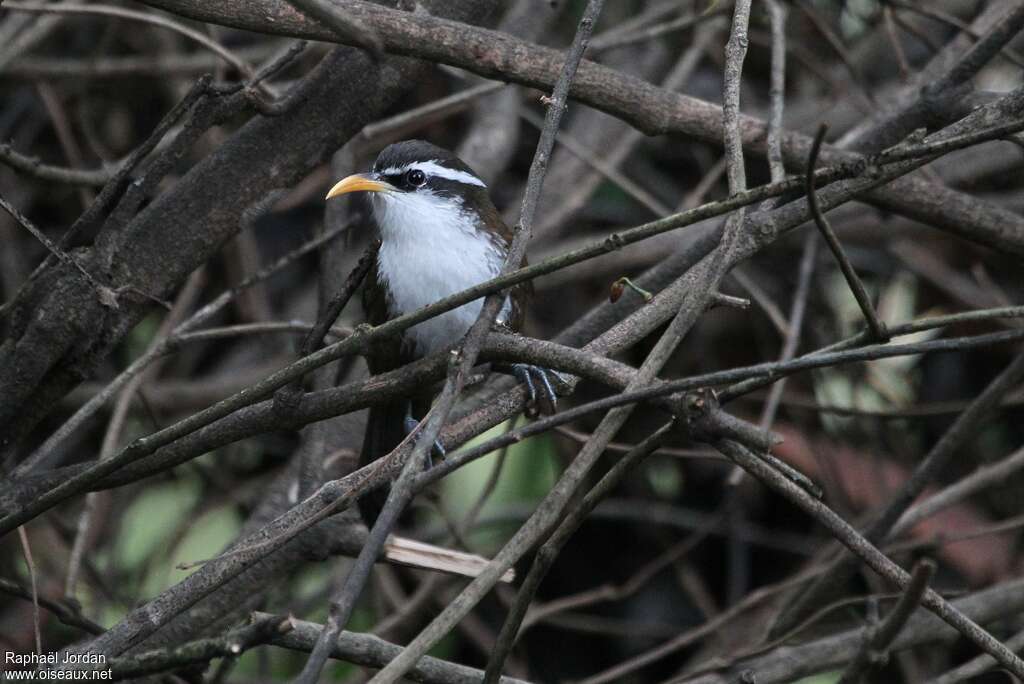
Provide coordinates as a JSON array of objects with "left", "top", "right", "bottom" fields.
[{"left": 326, "top": 140, "right": 556, "bottom": 524}]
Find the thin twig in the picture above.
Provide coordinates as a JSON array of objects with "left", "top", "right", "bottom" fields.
[
  {"left": 459, "top": 437, "right": 512, "bottom": 539},
  {"left": 64, "top": 271, "right": 205, "bottom": 597},
  {"left": 675, "top": 578, "right": 1024, "bottom": 684},
  {"left": 2, "top": 45, "right": 282, "bottom": 79},
  {"left": 2, "top": 1, "right": 264, "bottom": 82},
  {"left": 518, "top": 108, "right": 671, "bottom": 217},
  {"left": 855, "top": 3, "right": 1024, "bottom": 152},
  {"left": 837, "top": 559, "right": 936, "bottom": 684},
  {"left": 727, "top": 232, "right": 817, "bottom": 485},
  {"left": 928, "top": 3, "right": 1024, "bottom": 93},
  {"left": 0, "top": 142, "right": 120, "bottom": 186},
  {"left": 588, "top": 7, "right": 727, "bottom": 53},
  {"left": 895, "top": 445, "right": 1024, "bottom": 537},
  {"left": 764, "top": 0, "right": 788, "bottom": 185},
  {"left": 0, "top": 577, "right": 104, "bottom": 635},
  {"left": 303, "top": 240, "right": 378, "bottom": 356},
  {"left": 0, "top": 193, "right": 117, "bottom": 309},
  {"left": 3, "top": 1, "right": 264, "bottom": 86},
  {"left": 359, "top": 81, "right": 505, "bottom": 143},
  {"left": 888, "top": 1, "right": 1024, "bottom": 69},
  {"left": 806, "top": 124, "right": 888, "bottom": 341},
  {"left": 103, "top": 615, "right": 293, "bottom": 680},
  {"left": 888, "top": 512, "right": 1024, "bottom": 555},
  {"left": 275, "top": 239, "right": 378, "bottom": 406},
  {"left": 521, "top": 525, "right": 718, "bottom": 630},
  {"left": 927, "top": 625, "right": 1024, "bottom": 684},
  {"left": 483, "top": 424, "right": 673, "bottom": 681},
  {"left": 48, "top": 75, "right": 213, "bottom": 263},
  {"left": 18, "top": 527, "right": 42, "bottom": 656},
  {"left": 720, "top": 303, "right": 1024, "bottom": 402},
  {"left": 760, "top": 232, "right": 816, "bottom": 430},
  {"left": 883, "top": 6, "right": 912, "bottom": 81},
  {"left": 891, "top": 10, "right": 943, "bottom": 57},
  {"left": 740, "top": 388, "right": 1024, "bottom": 419},
  {"left": 578, "top": 563, "right": 842, "bottom": 684},
  {"left": 795, "top": 0, "right": 876, "bottom": 110},
  {"left": 35, "top": 81, "right": 93, "bottom": 208},
  {"left": 728, "top": 268, "right": 790, "bottom": 337},
  {"left": 285, "top": 0, "right": 383, "bottom": 58}
]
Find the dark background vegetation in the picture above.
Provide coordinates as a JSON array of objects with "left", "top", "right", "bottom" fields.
[{"left": 1, "top": 0, "right": 1024, "bottom": 682}]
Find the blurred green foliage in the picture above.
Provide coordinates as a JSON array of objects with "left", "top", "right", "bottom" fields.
[{"left": 440, "top": 420, "right": 560, "bottom": 552}]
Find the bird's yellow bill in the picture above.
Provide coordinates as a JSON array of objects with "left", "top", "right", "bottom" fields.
[{"left": 325, "top": 174, "right": 392, "bottom": 199}]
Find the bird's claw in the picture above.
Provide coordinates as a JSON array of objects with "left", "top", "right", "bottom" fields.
[
  {"left": 510, "top": 363, "right": 564, "bottom": 415},
  {"left": 403, "top": 415, "right": 446, "bottom": 468}
]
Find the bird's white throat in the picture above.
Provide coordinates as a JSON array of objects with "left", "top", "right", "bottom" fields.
[{"left": 371, "top": 190, "right": 509, "bottom": 357}]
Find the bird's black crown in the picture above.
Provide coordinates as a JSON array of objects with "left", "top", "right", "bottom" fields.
[{"left": 372, "top": 140, "right": 487, "bottom": 195}]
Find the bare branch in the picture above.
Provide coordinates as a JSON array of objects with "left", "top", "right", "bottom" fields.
[
  {"left": 806, "top": 124, "right": 889, "bottom": 342},
  {"left": 836, "top": 559, "right": 936, "bottom": 684}
]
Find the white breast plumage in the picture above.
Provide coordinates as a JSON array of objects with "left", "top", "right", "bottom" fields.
[{"left": 371, "top": 189, "right": 510, "bottom": 356}]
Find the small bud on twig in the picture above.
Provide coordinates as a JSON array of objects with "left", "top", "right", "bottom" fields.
[{"left": 610, "top": 277, "right": 653, "bottom": 303}]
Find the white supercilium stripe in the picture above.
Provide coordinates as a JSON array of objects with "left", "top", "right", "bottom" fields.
[{"left": 377, "top": 160, "right": 486, "bottom": 187}]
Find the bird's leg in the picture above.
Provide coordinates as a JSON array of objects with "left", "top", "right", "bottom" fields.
[
  {"left": 494, "top": 363, "right": 566, "bottom": 416},
  {"left": 403, "top": 400, "right": 446, "bottom": 467}
]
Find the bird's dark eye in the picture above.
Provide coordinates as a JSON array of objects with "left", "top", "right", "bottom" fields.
[{"left": 406, "top": 169, "right": 426, "bottom": 187}]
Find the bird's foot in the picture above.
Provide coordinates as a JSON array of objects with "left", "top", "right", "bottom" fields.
[
  {"left": 403, "top": 413, "right": 446, "bottom": 468},
  {"left": 506, "top": 363, "right": 566, "bottom": 416}
]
